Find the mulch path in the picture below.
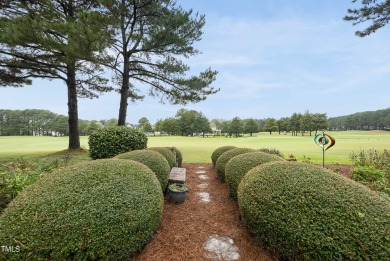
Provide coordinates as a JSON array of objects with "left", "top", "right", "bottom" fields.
[{"left": 133, "top": 163, "right": 277, "bottom": 261}]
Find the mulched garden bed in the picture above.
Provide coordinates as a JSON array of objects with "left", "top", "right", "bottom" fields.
[{"left": 132, "top": 163, "right": 352, "bottom": 260}]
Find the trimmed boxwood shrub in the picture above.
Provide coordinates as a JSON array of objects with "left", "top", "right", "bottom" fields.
[
  {"left": 115, "top": 150, "right": 170, "bottom": 191},
  {"left": 211, "top": 146, "right": 236, "bottom": 167},
  {"left": 89, "top": 126, "right": 147, "bottom": 159},
  {"left": 238, "top": 161, "right": 390, "bottom": 261},
  {"left": 165, "top": 147, "right": 183, "bottom": 167},
  {"left": 147, "top": 147, "right": 176, "bottom": 169},
  {"left": 0, "top": 159, "right": 163, "bottom": 260},
  {"left": 225, "top": 151, "right": 284, "bottom": 201},
  {"left": 215, "top": 148, "right": 255, "bottom": 182}
]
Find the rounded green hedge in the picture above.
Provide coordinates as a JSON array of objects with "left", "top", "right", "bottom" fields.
[
  {"left": 211, "top": 146, "right": 236, "bottom": 167},
  {"left": 0, "top": 159, "right": 163, "bottom": 260},
  {"left": 215, "top": 148, "right": 255, "bottom": 182},
  {"left": 225, "top": 151, "right": 284, "bottom": 201},
  {"left": 147, "top": 147, "right": 176, "bottom": 169},
  {"left": 165, "top": 147, "right": 183, "bottom": 167},
  {"left": 115, "top": 150, "right": 170, "bottom": 191},
  {"left": 238, "top": 161, "right": 390, "bottom": 261},
  {"left": 88, "top": 126, "right": 147, "bottom": 159}
]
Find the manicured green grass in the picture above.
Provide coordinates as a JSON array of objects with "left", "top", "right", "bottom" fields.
[
  {"left": 148, "top": 130, "right": 390, "bottom": 164},
  {"left": 0, "top": 131, "right": 389, "bottom": 164}
]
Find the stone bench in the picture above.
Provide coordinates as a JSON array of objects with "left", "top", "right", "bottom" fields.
[{"left": 168, "top": 167, "right": 186, "bottom": 184}]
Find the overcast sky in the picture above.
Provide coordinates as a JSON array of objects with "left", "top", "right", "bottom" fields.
[{"left": 1, "top": 0, "right": 389, "bottom": 124}]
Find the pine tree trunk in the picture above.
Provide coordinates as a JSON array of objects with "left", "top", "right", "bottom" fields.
[
  {"left": 67, "top": 63, "right": 80, "bottom": 149},
  {"left": 118, "top": 60, "right": 129, "bottom": 126},
  {"left": 118, "top": 86, "right": 128, "bottom": 126}
]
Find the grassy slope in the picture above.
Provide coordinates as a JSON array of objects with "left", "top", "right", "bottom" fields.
[{"left": 0, "top": 131, "right": 389, "bottom": 164}]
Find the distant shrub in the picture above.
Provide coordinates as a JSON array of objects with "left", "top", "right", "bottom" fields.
[
  {"left": 211, "top": 146, "right": 236, "bottom": 167},
  {"left": 225, "top": 152, "right": 284, "bottom": 201},
  {"left": 0, "top": 159, "right": 163, "bottom": 260},
  {"left": 89, "top": 126, "right": 147, "bottom": 159},
  {"left": 350, "top": 149, "right": 390, "bottom": 199},
  {"left": 351, "top": 166, "right": 385, "bottom": 183},
  {"left": 215, "top": 148, "right": 255, "bottom": 182},
  {"left": 258, "top": 148, "right": 284, "bottom": 158},
  {"left": 238, "top": 161, "right": 390, "bottom": 261},
  {"left": 115, "top": 150, "right": 170, "bottom": 191},
  {"left": 350, "top": 148, "right": 390, "bottom": 177},
  {"left": 165, "top": 147, "right": 183, "bottom": 167},
  {"left": 147, "top": 147, "right": 176, "bottom": 169}
]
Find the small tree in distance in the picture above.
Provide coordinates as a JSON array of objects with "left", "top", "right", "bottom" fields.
[
  {"left": 263, "top": 118, "right": 279, "bottom": 134},
  {"left": 138, "top": 117, "right": 153, "bottom": 133},
  {"left": 244, "top": 118, "right": 260, "bottom": 136},
  {"left": 230, "top": 117, "right": 244, "bottom": 137}
]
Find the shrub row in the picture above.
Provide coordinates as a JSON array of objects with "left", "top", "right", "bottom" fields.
[
  {"left": 215, "top": 148, "right": 255, "bottom": 182},
  {"left": 0, "top": 159, "right": 164, "bottom": 260},
  {"left": 211, "top": 146, "right": 390, "bottom": 260},
  {"left": 225, "top": 151, "right": 285, "bottom": 200},
  {"left": 1, "top": 127, "right": 182, "bottom": 260}
]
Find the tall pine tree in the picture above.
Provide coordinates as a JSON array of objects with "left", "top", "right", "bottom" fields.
[
  {"left": 0, "top": 0, "right": 112, "bottom": 148},
  {"left": 100, "top": 0, "right": 219, "bottom": 125}
]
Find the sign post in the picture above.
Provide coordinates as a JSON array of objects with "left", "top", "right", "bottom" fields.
[{"left": 314, "top": 132, "right": 336, "bottom": 167}]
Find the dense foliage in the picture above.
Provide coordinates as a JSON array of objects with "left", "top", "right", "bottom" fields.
[
  {"left": 155, "top": 109, "right": 212, "bottom": 136},
  {"left": 225, "top": 152, "right": 284, "bottom": 200},
  {"left": 0, "top": 156, "right": 73, "bottom": 213},
  {"left": 215, "top": 148, "right": 255, "bottom": 182},
  {"left": 147, "top": 147, "right": 176, "bottom": 169},
  {"left": 0, "top": 109, "right": 69, "bottom": 136},
  {"left": 115, "top": 150, "right": 170, "bottom": 191},
  {"left": 328, "top": 108, "right": 390, "bottom": 130},
  {"left": 0, "top": 160, "right": 42, "bottom": 212},
  {"left": 350, "top": 148, "right": 390, "bottom": 199},
  {"left": 352, "top": 166, "right": 385, "bottom": 183},
  {"left": 238, "top": 161, "right": 390, "bottom": 260},
  {"left": 211, "top": 146, "right": 236, "bottom": 167},
  {"left": 0, "top": 159, "right": 163, "bottom": 260},
  {"left": 89, "top": 126, "right": 147, "bottom": 159}
]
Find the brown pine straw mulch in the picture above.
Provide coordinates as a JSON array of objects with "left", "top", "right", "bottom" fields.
[{"left": 132, "top": 164, "right": 277, "bottom": 261}]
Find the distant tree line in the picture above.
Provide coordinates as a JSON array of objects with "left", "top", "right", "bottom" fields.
[
  {"left": 328, "top": 108, "right": 390, "bottom": 131},
  {"left": 151, "top": 109, "right": 328, "bottom": 137},
  {"left": 2, "top": 108, "right": 388, "bottom": 137},
  {"left": 0, "top": 109, "right": 117, "bottom": 136},
  {"left": 212, "top": 111, "right": 328, "bottom": 137}
]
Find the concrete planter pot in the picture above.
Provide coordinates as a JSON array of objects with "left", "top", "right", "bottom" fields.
[{"left": 168, "top": 183, "right": 188, "bottom": 204}]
